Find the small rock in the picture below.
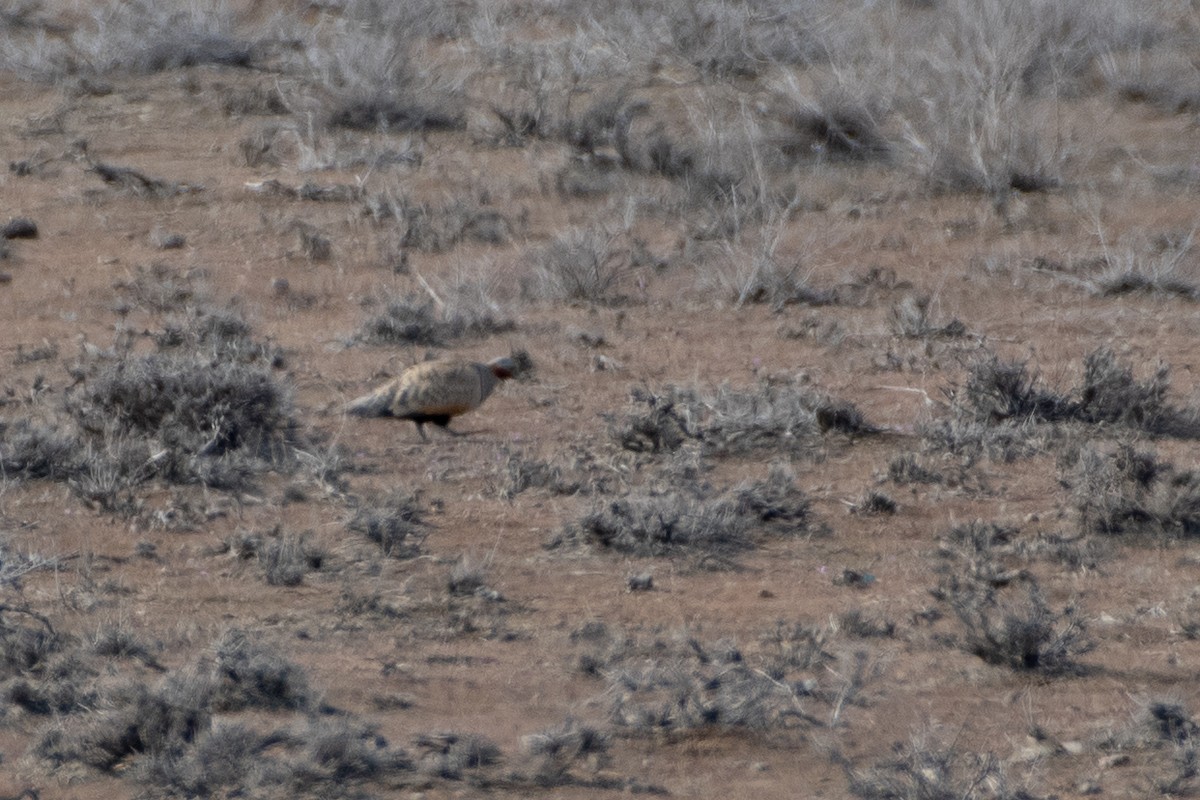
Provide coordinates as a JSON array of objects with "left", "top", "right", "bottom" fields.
[
  {"left": 591, "top": 354, "right": 623, "bottom": 372},
  {"left": 627, "top": 573, "right": 653, "bottom": 592},
  {"left": 151, "top": 230, "right": 186, "bottom": 249},
  {"left": 2, "top": 217, "right": 38, "bottom": 239},
  {"left": 569, "top": 327, "right": 608, "bottom": 348},
  {"left": 1013, "top": 744, "right": 1053, "bottom": 763},
  {"left": 834, "top": 569, "right": 876, "bottom": 589},
  {"left": 1075, "top": 781, "right": 1102, "bottom": 795},
  {"left": 1098, "top": 753, "right": 1130, "bottom": 769},
  {"left": 271, "top": 277, "right": 290, "bottom": 297},
  {"left": 1061, "top": 740, "right": 1085, "bottom": 756}
]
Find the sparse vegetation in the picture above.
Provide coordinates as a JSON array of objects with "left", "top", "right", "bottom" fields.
[
  {"left": 938, "top": 577, "right": 1093, "bottom": 674},
  {"left": 72, "top": 0, "right": 266, "bottom": 74},
  {"left": 575, "top": 625, "right": 867, "bottom": 738},
  {"left": 355, "top": 293, "right": 446, "bottom": 346},
  {"left": 414, "top": 731, "right": 501, "bottom": 779},
  {"left": 1070, "top": 444, "right": 1200, "bottom": 539},
  {"left": 209, "top": 629, "right": 313, "bottom": 712},
  {"left": 1098, "top": 700, "right": 1200, "bottom": 796},
  {"left": 114, "top": 263, "right": 211, "bottom": 313},
  {"left": 888, "top": 453, "right": 946, "bottom": 485},
  {"left": 66, "top": 310, "right": 297, "bottom": 492},
  {"left": 36, "top": 671, "right": 214, "bottom": 771},
  {"left": 19, "top": 624, "right": 536, "bottom": 796},
  {"left": 526, "top": 224, "right": 632, "bottom": 305},
  {"left": 771, "top": 87, "right": 892, "bottom": 166},
  {"left": 0, "top": 419, "right": 84, "bottom": 481},
  {"left": 925, "top": 348, "right": 1200, "bottom": 461},
  {"left": 552, "top": 463, "right": 815, "bottom": 567},
  {"left": 849, "top": 490, "right": 896, "bottom": 516},
  {"left": 523, "top": 717, "right": 610, "bottom": 784},
  {"left": 348, "top": 491, "right": 426, "bottom": 558},
  {"left": 1087, "top": 231, "right": 1200, "bottom": 300},
  {"left": 501, "top": 447, "right": 617, "bottom": 499},
  {"left": 355, "top": 287, "right": 514, "bottom": 347},
  {"left": 447, "top": 555, "right": 490, "bottom": 597},
  {"left": 3, "top": 0, "right": 1200, "bottom": 796},
  {"left": 306, "top": 1, "right": 466, "bottom": 132},
  {"left": 847, "top": 735, "right": 1026, "bottom": 800},
  {"left": 616, "top": 380, "right": 875, "bottom": 457},
  {"left": 1, "top": 307, "right": 298, "bottom": 507},
  {"left": 889, "top": 295, "right": 968, "bottom": 339},
  {"left": 258, "top": 530, "right": 324, "bottom": 586},
  {"left": 837, "top": 609, "right": 896, "bottom": 640},
  {"left": 365, "top": 192, "right": 515, "bottom": 252}
]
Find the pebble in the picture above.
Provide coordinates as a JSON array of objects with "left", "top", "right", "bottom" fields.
[{"left": 1, "top": 217, "right": 37, "bottom": 239}]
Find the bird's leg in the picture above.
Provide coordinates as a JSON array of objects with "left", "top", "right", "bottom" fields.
[{"left": 414, "top": 422, "right": 429, "bottom": 442}]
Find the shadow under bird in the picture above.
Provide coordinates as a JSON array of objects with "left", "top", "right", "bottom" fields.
[{"left": 344, "top": 356, "right": 516, "bottom": 441}]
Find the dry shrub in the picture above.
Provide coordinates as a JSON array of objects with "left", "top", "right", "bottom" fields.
[
  {"left": 938, "top": 577, "right": 1092, "bottom": 674},
  {"left": 348, "top": 491, "right": 427, "bottom": 558},
  {"left": 1098, "top": 699, "right": 1200, "bottom": 796},
  {"left": 574, "top": 625, "right": 865, "bottom": 738},
  {"left": 355, "top": 289, "right": 514, "bottom": 347},
  {"left": 848, "top": 733, "right": 1028, "bottom": 800},
  {"left": 926, "top": 348, "right": 1200, "bottom": 463},
  {"left": 616, "top": 380, "right": 874, "bottom": 457},
  {"left": 1071, "top": 444, "right": 1200, "bottom": 539},
  {"left": 553, "top": 464, "right": 814, "bottom": 568},
  {"left": 209, "top": 629, "right": 312, "bottom": 712}
]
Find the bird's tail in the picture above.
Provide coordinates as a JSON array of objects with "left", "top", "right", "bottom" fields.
[{"left": 343, "top": 385, "right": 394, "bottom": 417}]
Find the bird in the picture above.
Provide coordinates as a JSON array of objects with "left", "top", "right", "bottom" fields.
[{"left": 344, "top": 356, "right": 517, "bottom": 441}]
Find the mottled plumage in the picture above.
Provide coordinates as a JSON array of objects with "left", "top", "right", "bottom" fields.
[{"left": 345, "top": 356, "right": 516, "bottom": 440}]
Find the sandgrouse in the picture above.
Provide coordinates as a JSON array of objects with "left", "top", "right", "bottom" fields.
[{"left": 344, "top": 356, "right": 516, "bottom": 441}]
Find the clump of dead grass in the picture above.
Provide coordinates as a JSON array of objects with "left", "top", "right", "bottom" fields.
[
  {"left": 1086, "top": 231, "right": 1200, "bottom": 301},
  {"left": 0, "top": 307, "right": 300, "bottom": 508},
  {"left": 71, "top": 0, "right": 269, "bottom": 75},
  {"left": 551, "top": 463, "right": 815, "bottom": 568},
  {"left": 615, "top": 380, "right": 875, "bottom": 457},
  {"left": 306, "top": 2, "right": 466, "bottom": 133},
  {"left": 365, "top": 192, "right": 514, "bottom": 252},
  {"left": 936, "top": 576, "right": 1093, "bottom": 675},
  {"left": 522, "top": 717, "right": 610, "bottom": 785},
  {"left": 1098, "top": 699, "right": 1200, "bottom": 796},
  {"left": 888, "top": 295, "right": 968, "bottom": 340},
  {"left": 573, "top": 624, "right": 871, "bottom": 738},
  {"left": 354, "top": 288, "right": 515, "bottom": 347},
  {"left": 524, "top": 224, "right": 638, "bottom": 305},
  {"left": 348, "top": 491, "right": 427, "bottom": 558},
  {"left": 769, "top": 86, "right": 892, "bottom": 165},
  {"left": 924, "top": 348, "right": 1200, "bottom": 462},
  {"left": 113, "top": 263, "right": 211, "bottom": 313},
  {"left": 847, "top": 731, "right": 1029, "bottom": 800},
  {"left": 1069, "top": 444, "right": 1200, "bottom": 539}
]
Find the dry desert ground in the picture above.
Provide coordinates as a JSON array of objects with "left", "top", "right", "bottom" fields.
[{"left": 3, "top": 1, "right": 1200, "bottom": 798}]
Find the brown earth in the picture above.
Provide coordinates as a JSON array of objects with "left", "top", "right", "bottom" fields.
[{"left": 2, "top": 3, "right": 1200, "bottom": 799}]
